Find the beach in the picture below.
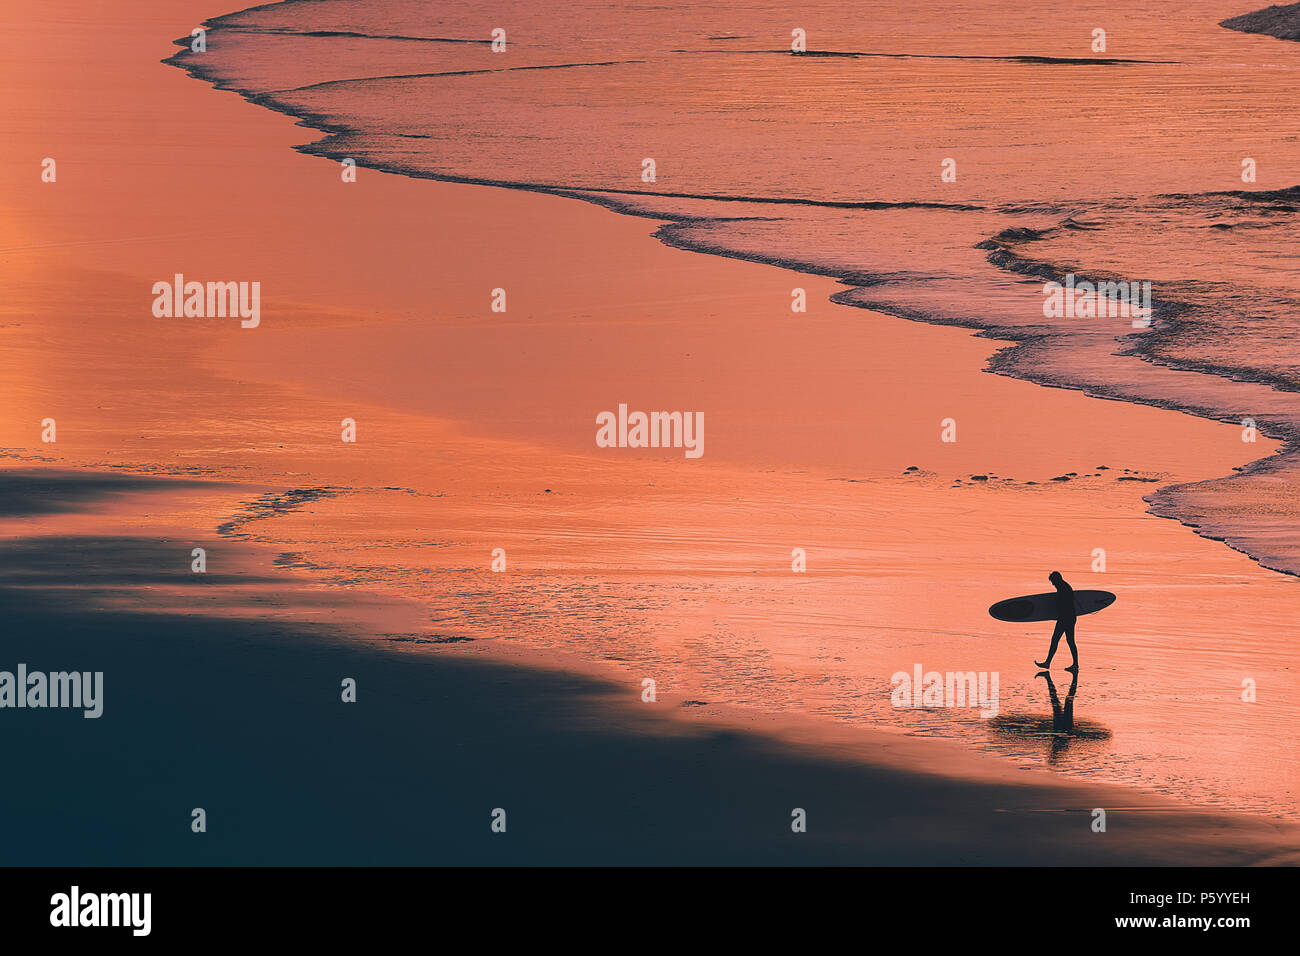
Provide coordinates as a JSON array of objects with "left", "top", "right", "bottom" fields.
[
  {"left": 1, "top": 0, "right": 1298, "bottom": 863},
  {"left": 2, "top": 467, "right": 1298, "bottom": 865}
]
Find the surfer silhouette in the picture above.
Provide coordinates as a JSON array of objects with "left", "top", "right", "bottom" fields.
[{"left": 1035, "top": 571, "right": 1079, "bottom": 671}]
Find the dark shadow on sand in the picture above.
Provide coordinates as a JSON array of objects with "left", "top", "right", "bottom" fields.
[{"left": 0, "top": 469, "right": 226, "bottom": 518}]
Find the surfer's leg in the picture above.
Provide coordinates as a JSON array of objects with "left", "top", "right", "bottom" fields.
[
  {"left": 1037, "top": 621, "right": 1065, "bottom": 668},
  {"left": 1064, "top": 620, "right": 1079, "bottom": 670}
]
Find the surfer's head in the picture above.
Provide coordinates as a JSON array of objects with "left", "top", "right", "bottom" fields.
[{"left": 1048, "top": 571, "right": 1063, "bottom": 585}]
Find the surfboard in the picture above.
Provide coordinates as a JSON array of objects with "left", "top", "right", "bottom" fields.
[{"left": 988, "top": 590, "right": 1115, "bottom": 623}]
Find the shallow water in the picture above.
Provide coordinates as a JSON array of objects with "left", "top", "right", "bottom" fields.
[{"left": 173, "top": 0, "right": 1300, "bottom": 577}]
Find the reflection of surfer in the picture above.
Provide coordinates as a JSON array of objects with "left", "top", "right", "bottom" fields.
[
  {"left": 1035, "top": 571, "right": 1079, "bottom": 671},
  {"left": 1038, "top": 669, "right": 1077, "bottom": 732},
  {"left": 1035, "top": 669, "right": 1079, "bottom": 762}
]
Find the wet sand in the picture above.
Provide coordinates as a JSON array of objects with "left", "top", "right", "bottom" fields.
[
  {"left": 1, "top": 0, "right": 1297, "bottom": 861},
  {"left": 1, "top": 469, "right": 1297, "bottom": 865}
]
